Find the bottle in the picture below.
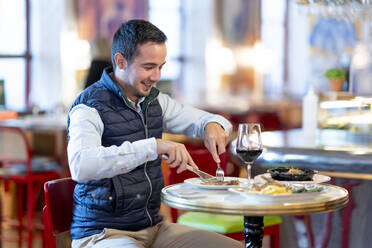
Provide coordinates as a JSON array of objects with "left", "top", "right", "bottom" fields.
[{"left": 302, "top": 86, "right": 319, "bottom": 139}]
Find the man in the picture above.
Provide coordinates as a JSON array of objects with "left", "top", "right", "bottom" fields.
[{"left": 67, "top": 19, "right": 242, "bottom": 248}]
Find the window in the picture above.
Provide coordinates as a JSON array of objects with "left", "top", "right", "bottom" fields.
[
  {"left": 261, "top": 0, "right": 287, "bottom": 98},
  {"left": 149, "top": 0, "right": 181, "bottom": 81},
  {"left": 148, "top": 0, "right": 183, "bottom": 96},
  {"left": 0, "top": 0, "right": 28, "bottom": 111}
]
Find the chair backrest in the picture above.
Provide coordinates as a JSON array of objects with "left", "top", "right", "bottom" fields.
[
  {"left": 0, "top": 126, "right": 32, "bottom": 167},
  {"left": 43, "top": 177, "right": 76, "bottom": 248}
]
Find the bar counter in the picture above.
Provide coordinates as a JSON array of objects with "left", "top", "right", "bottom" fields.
[
  {"left": 258, "top": 129, "right": 372, "bottom": 178},
  {"left": 230, "top": 129, "right": 372, "bottom": 248}
]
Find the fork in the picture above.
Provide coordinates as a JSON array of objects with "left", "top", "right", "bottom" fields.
[{"left": 216, "top": 162, "right": 225, "bottom": 182}]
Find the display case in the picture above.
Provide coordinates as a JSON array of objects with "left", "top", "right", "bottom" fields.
[{"left": 318, "top": 95, "right": 372, "bottom": 133}]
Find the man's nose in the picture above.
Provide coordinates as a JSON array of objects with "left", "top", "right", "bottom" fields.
[{"left": 150, "top": 68, "right": 161, "bottom": 82}]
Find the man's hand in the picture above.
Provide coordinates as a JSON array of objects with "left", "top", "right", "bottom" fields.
[
  {"left": 156, "top": 139, "right": 198, "bottom": 174},
  {"left": 204, "top": 122, "right": 230, "bottom": 163}
]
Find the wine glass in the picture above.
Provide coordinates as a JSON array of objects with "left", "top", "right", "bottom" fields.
[{"left": 236, "top": 123, "right": 263, "bottom": 188}]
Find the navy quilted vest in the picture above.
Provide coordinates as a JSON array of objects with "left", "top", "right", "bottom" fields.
[{"left": 67, "top": 68, "right": 164, "bottom": 239}]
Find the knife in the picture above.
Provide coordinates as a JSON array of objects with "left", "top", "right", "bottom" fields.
[
  {"left": 185, "top": 165, "right": 218, "bottom": 182},
  {"left": 161, "top": 154, "right": 219, "bottom": 182}
]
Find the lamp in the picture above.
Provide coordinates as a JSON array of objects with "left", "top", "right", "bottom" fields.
[{"left": 235, "top": 42, "right": 277, "bottom": 99}]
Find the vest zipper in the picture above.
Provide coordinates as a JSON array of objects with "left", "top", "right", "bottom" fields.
[
  {"left": 143, "top": 99, "right": 156, "bottom": 227},
  {"left": 120, "top": 95, "right": 155, "bottom": 226},
  {"left": 143, "top": 123, "right": 153, "bottom": 226}
]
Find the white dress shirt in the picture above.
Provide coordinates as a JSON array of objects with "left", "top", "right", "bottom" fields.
[{"left": 67, "top": 92, "right": 232, "bottom": 182}]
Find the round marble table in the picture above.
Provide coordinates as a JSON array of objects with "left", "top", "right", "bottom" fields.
[{"left": 161, "top": 182, "right": 348, "bottom": 248}]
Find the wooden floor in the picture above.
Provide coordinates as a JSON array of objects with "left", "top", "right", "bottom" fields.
[
  {"left": 1, "top": 228, "right": 42, "bottom": 248},
  {"left": 0, "top": 183, "right": 43, "bottom": 248}
]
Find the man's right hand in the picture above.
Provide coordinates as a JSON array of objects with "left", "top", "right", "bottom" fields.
[{"left": 156, "top": 139, "right": 198, "bottom": 174}]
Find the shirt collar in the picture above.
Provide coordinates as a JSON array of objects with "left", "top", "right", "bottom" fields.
[{"left": 127, "top": 97, "right": 145, "bottom": 112}]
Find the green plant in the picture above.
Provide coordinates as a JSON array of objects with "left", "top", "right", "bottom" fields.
[{"left": 324, "top": 68, "right": 346, "bottom": 79}]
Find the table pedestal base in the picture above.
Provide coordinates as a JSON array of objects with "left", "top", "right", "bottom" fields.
[{"left": 244, "top": 216, "right": 264, "bottom": 248}]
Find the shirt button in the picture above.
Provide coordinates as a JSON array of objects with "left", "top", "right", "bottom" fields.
[
  {"left": 91, "top": 193, "right": 96, "bottom": 198},
  {"left": 109, "top": 196, "right": 113, "bottom": 200},
  {"left": 136, "top": 194, "right": 141, "bottom": 199}
]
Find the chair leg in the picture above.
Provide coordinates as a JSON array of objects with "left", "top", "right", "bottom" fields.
[
  {"left": 17, "top": 184, "right": 24, "bottom": 248},
  {"left": 269, "top": 225, "right": 280, "bottom": 248},
  {"left": 27, "top": 183, "right": 35, "bottom": 248},
  {"left": 26, "top": 182, "right": 43, "bottom": 248},
  {"left": 341, "top": 182, "right": 360, "bottom": 248},
  {"left": 170, "top": 208, "right": 178, "bottom": 223},
  {"left": 42, "top": 207, "right": 53, "bottom": 248},
  {"left": 263, "top": 225, "right": 281, "bottom": 248}
]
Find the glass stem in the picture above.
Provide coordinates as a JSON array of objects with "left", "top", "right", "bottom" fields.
[{"left": 246, "top": 162, "right": 253, "bottom": 188}]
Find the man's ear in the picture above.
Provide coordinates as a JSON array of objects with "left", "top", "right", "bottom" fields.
[{"left": 114, "top": 53, "right": 127, "bottom": 70}]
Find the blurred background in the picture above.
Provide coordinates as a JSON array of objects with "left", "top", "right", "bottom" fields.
[
  {"left": 2, "top": 0, "right": 366, "bottom": 130},
  {"left": 2, "top": 1, "right": 372, "bottom": 248}
]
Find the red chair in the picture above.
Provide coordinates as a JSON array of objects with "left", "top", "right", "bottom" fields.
[
  {"left": 167, "top": 146, "right": 281, "bottom": 248},
  {"left": 0, "top": 126, "right": 60, "bottom": 248},
  {"left": 43, "top": 178, "right": 76, "bottom": 248}
]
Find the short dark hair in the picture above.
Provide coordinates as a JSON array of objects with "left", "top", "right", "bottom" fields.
[{"left": 111, "top": 19, "right": 167, "bottom": 69}]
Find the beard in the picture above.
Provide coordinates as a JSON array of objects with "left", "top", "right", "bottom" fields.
[
  {"left": 136, "top": 80, "right": 156, "bottom": 97},
  {"left": 135, "top": 91, "right": 147, "bottom": 98}
]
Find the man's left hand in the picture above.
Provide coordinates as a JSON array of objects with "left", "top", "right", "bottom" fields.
[{"left": 204, "top": 122, "right": 230, "bottom": 163}]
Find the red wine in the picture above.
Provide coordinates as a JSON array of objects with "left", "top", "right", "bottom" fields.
[{"left": 236, "top": 149, "right": 262, "bottom": 163}]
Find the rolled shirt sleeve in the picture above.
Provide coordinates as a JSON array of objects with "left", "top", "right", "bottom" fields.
[
  {"left": 67, "top": 104, "right": 158, "bottom": 182},
  {"left": 67, "top": 94, "right": 232, "bottom": 182}
]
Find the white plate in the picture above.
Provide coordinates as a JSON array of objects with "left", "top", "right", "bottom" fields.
[
  {"left": 255, "top": 173, "right": 331, "bottom": 184},
  {"left": 228, "top": 184, "right": 327, "bottom": 201},
  {"left": 184, "top": 177, "right": 249, "bottom": 190}
]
